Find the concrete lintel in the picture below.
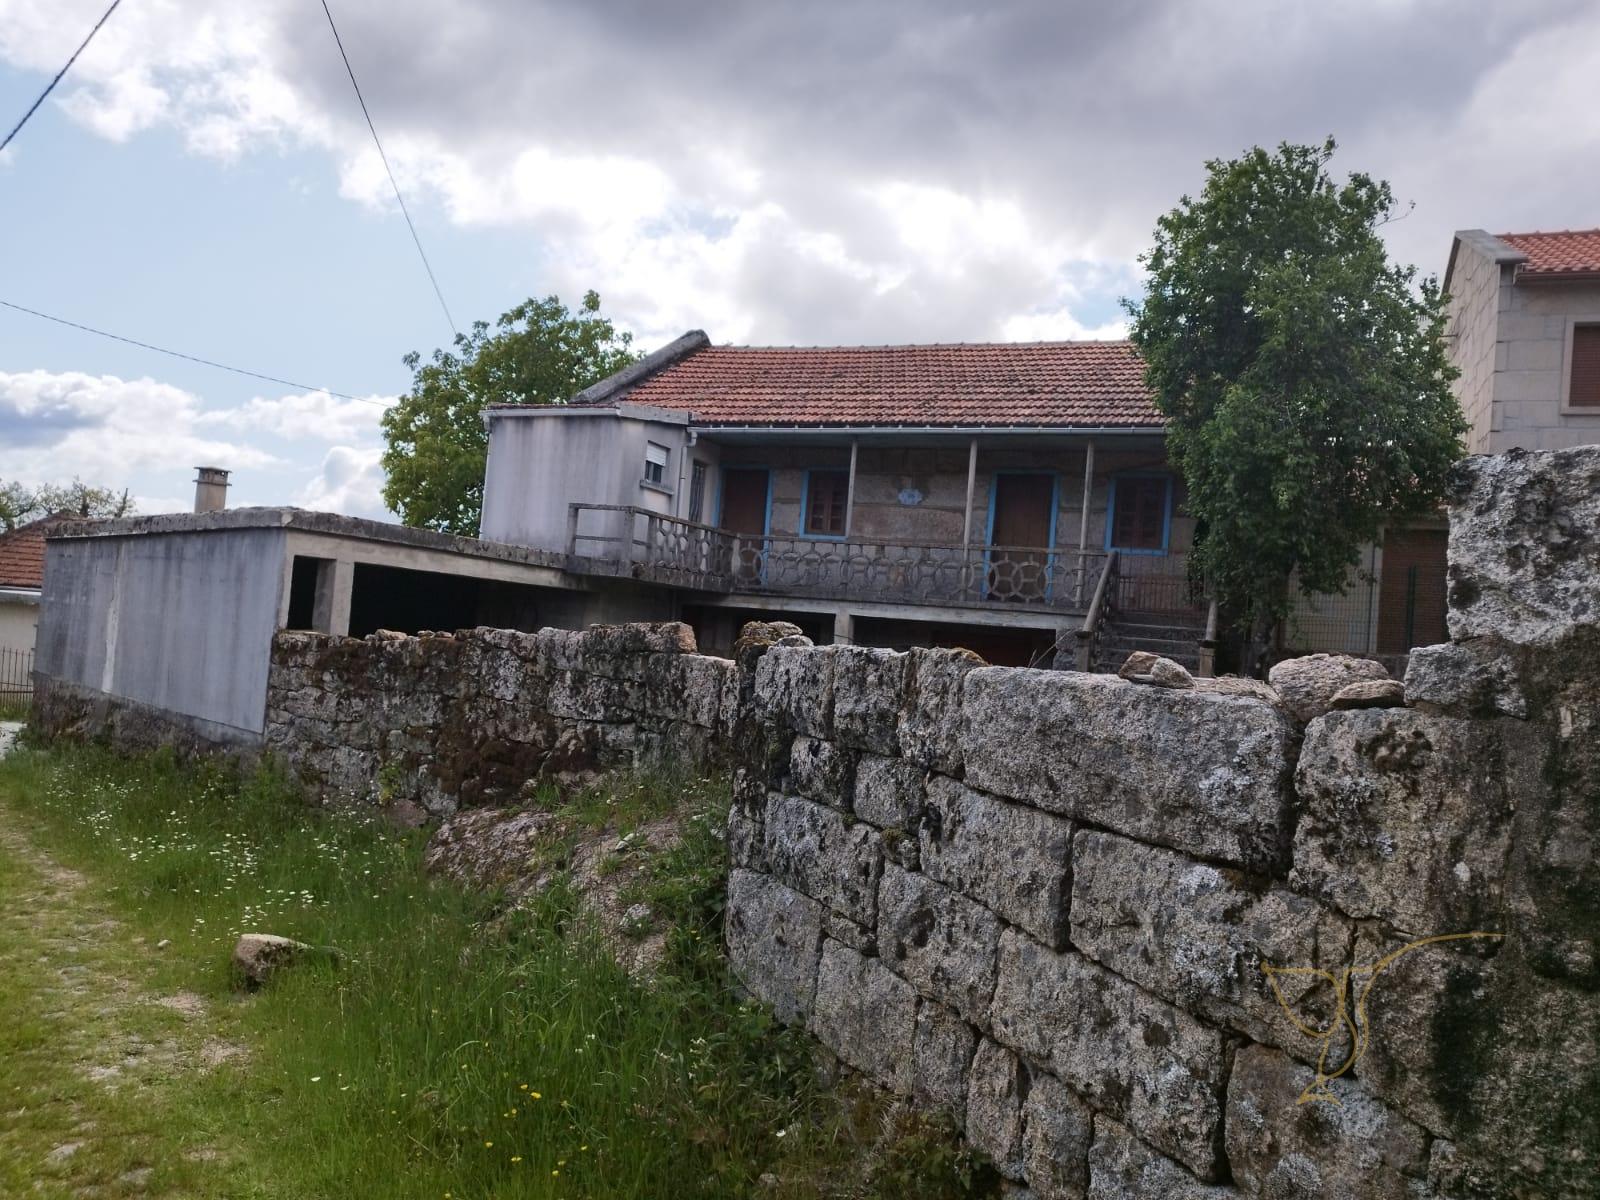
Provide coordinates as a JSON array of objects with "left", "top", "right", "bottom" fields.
[
  {"left": 280, "top": 529, "right": 579, "bottom": 592},
  {"left": 693, "top": 591, "right": 1074, "bottom": 632},
  {"left": 46, "top": 507, "right": 567, "bottom": 572}
]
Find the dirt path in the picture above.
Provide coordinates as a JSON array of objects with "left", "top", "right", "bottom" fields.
[{"left": 0, "top": 747, "right": 250, "bottom": 1197}]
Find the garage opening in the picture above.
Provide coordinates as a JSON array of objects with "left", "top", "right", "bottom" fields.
[{"left": 346, "top": 562, "right": 577, "bottom": 638}]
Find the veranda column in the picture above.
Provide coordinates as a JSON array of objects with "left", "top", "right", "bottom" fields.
[
  {"left": 1076, "top": 439, "right": 1096, "bottom": 596},
  {"left": 844, "top": 438, "right": 859, "bottom": 537}
]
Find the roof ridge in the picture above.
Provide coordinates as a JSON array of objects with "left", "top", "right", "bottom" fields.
[
  {"left": 712, "top": 338, "right": 1134, "bottom": 351},
  {"left": 1497, "top": 228, "right": 1600, "bottom": 239}
]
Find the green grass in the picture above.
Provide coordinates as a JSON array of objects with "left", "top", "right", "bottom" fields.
[{"left": 0, "top": 743, "right": 996, "bottom": 1199}]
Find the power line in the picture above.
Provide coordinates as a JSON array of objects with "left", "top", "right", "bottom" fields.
[
  {"left": 0, "top": 0, "right": 125, "bottom": 157},
  {"left": 319, "top": 0, "right": 458, "bottom": 339},
  {"left": 0, "top": 298, "right": 385, "bottom": 404}
]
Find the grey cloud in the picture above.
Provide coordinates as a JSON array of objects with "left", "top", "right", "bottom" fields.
[{"left": 30, "top": 0, "right": 1600, "bottom": 343}]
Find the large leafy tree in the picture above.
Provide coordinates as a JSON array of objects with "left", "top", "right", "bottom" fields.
[
  {"left": 1125, "top": 138, "right": 1465, "bottom": 665},
  {"left": 0, "top": 478, "right": 134, "bottom": 530},
  {"left": 381, "top": 291, "right": 637, "bottom": 535}
]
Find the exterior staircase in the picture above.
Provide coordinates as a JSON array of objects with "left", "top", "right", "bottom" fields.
[{"left": 1092, "top": 608, "right": 1207, "bottom": 674}]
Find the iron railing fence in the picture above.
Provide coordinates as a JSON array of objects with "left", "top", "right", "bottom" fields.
[
  {"left": 565, "top": 503, "right": 1152, "bottom": 613},
  {"left": 0, "top": 646, "right": 32, "bottom": 717}
]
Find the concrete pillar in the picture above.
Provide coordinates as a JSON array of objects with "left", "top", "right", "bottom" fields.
[
  {"left": 314, "top": 559, "right": 355, "bottom": 637},
  {"left": 832, "top": 609, "right": 855, "bottom": 646},
  {"left": 961, "top": 437, "right": 979, "bottom": 548},
  {"left": 844, "top": 439, "right": 859, "bottom": 538}
]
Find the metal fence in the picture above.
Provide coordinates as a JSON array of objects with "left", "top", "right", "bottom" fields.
[{"left": 0, "top": 646, "right": 32, "bottom": 717}]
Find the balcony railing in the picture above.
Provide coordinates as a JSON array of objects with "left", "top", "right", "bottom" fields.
[{"left": 565, "top": 504, "right": 1212, "bottom": 616}]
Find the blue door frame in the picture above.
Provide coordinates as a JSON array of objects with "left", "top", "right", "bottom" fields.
[{"left": 983, "top": 470, "right": 1061, "bottom": 600}]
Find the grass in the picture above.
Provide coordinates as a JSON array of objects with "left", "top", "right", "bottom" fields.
[{"left": 0, "top": 742, "right": 996, "bottom": 1199}]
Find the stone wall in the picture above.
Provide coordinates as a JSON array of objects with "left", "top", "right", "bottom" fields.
[
  {"left": 725, "top": 445, "right": 1600, "bottom": 1199},
  {"left": 264, "top": 621, "right": 737, "bottom": 818},
  {"left": 254, "top": 446, "right": 1599, "bottom": 1197}
]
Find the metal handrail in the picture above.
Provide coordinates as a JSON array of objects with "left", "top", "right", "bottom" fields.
[{"left": 1073, "top": 550, "right": 1119, "bottom": 670}]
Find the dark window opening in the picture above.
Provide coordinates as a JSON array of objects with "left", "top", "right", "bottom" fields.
[
  {"left": 805, "top": 469, "right": 849, "bottom": 537},
  {"left": 1572, "top": 324, "right": 1600, "bottom": 408},
  {"left": 1109, "top": 475, "right": 1170, "bottom": 552},
  {"left": 853, "top": 617, "right": 1055, "bottom": 668},
  {"left": 346, "top": 562, "right": 573, "bottom": 639},
  {"left": 285, "top": 555, "right": 324, "bottom": 630},
  {"left": 688, "top": 461, "right": 708, "bottom": 523}
]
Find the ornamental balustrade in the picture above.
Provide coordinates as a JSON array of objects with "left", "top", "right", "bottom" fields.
[{"left": 564, "top": 503, "right": 1201, "bottom": 617}]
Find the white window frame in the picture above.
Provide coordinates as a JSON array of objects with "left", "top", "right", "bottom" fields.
[
  {"left": 643, "top": 441, "right": 671, "bottom": 490},
  {"left": 1559, "top": 315, "right": 1600, "bottom": 415}
]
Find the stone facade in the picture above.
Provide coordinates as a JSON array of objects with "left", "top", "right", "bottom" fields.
[
  {"left": 725, "top": 446, "right": 1600, "bottom": 1198},
  {"left": 1445, "top": 230, "right": 1600, "bottom": 454}
]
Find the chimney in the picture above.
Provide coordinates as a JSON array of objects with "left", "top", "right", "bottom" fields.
[{"left": 194, "top": 466, "right": 230, "bottom": 513}]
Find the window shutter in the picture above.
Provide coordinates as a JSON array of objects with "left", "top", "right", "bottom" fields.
[{"left": 1572, "top": 325, "right": 1600, "bottom": 408}]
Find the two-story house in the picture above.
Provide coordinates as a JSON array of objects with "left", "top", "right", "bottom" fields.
[
  {"left": 481, "top": 334, "right": 1201, "bottom": 667},
  {"left": 480, "top": 334, "right": 1361, "bottom": 668}
]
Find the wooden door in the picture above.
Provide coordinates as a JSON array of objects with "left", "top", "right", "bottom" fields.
[
  {"left": 1377, "top": 528, "right": 1448, "bottom": 654},
  {"left": 720, "top": 468, "right": 770, "bottom": 581},
  {"left": 988, "top": 474, "right": 1054, "bottom": 601}
]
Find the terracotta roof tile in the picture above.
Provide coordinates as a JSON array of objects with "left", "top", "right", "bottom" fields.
[
  {"left": 1498, "top": 229, "right": 1600, "bottom": 277},
  {"left": 610, "top": 340, "right": 1158, "bottom": 428},
  {"left": 0, "top": 512, "right": 71, "bottom": 590}
]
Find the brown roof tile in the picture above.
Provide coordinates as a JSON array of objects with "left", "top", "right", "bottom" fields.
[
  {"left": 607, "top": 340, "right": 1159, "bottom": 428},
  {"left": 1499, "top": 229, "right": 1600, "bottom": 277},
  {"left": 0, "top": 512, "right": 71, "bottom": 590}
]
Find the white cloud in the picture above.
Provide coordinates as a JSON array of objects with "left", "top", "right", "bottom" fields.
[
  {"left": 198, "top": 390, "right": 395, "bottom": 444},
  {"left": 294, "top": 445, "right": 390, "bottom": 519},
  {"left": 0, "top": 370, "right": 278, "bottom": 488}
]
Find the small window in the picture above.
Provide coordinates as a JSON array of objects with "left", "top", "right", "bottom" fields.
[
  {"left": 687, "top": 461, "right": 708, "bottom": 523},
  {"left": 1572, "top": 324, "right": 1600, "bottom": 408},
  {"left": 804, "top": 469, "right": 849, "bottom": 537},
  {"left": 1108, "top": 474, "right": 1171, "bottom": 553},
  {"left": 644, "top": 442, "right": 670, "bottom": 487}
]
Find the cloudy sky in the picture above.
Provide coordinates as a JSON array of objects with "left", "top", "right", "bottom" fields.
[{"left": 1, "top": 0, "right": 1596, "bottom": 520}]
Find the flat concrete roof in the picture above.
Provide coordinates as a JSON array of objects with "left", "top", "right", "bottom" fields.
[{"left": 47, "top": 507, "right": 567, "bottom": 570}]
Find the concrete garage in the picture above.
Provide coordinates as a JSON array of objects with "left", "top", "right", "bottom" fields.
[{"left": 33, "top": 508, "right": 672, "bottom": 746}]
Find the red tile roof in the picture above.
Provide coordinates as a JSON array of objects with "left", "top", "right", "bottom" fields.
[
  {"left": 611, "top": 341, "right": 1159, "bottom": 428},
  {"left": 1498, "top": 229, "right": 1600, "bottom": 278},
  {"left": 0, "top": 512, "right": 70, "bottom": 590}
]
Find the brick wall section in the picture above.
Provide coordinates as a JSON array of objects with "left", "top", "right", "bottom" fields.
[{"left": 265, "top": 622, "right": 737, "bottom": 815}]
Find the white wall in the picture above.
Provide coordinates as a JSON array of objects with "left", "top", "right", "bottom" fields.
[
  {"left": 34, "top": 529, "right": 289, "bottom": 735},
  {"left": 0, "top": 595, "right": 38, "bottom": 658},
  {"left": 481, "top": 410, "right": 696, "bottom": 552}
]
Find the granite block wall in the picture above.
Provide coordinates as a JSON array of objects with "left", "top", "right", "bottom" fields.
[
  {"left": 724, "top": 445, "right": 1600, "bottom": 1199},
  {"left": 264, "top": 621, "right": 736, "bottom": 816}
]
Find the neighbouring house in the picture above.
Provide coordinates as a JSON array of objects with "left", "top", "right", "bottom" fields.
[
  {"left": 1445, "top": 228, "right": 1600, "bottom": 453},
  {"left": 0, "top": 512, "right": 70, "bottom": 701}
]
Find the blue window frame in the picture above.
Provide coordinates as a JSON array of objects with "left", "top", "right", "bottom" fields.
[
  {"left": 1105, "top": 471, "right": 1174, "bottom": 555},
  {"left": 799, "top": 468, "right": 850, "bottom": 540}
]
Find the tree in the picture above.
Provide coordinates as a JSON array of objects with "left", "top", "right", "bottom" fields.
[
  {"left": 0, "top": 478, "right": 135, "bottom": 530},
  {"left": 1125, "top": 138, "right": 1466, "bottom": 669},
  {"left": 380, "top": 291, "right": 638, "bottom": 535}
]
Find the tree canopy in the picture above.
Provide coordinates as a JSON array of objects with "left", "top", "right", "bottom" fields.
[
  {"left": 380, "top": 291, "right": 638, "bottom": 535},
  {"left": 1125, "top": 138, "right": 1466, "bottom": 656},
  {"left": 0, "top": 479, "right": 135, "bottom": 531}
]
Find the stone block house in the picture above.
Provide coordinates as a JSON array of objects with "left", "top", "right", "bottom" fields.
[
  {"left": 481, "top": 333, "right": 1439, "bottom": 668},
  {"left": 1445, "top": 227, "right": 1600, "bottom": 453}
]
